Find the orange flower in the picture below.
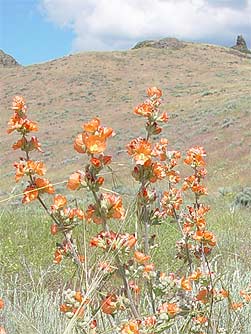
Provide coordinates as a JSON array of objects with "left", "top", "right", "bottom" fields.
[
  {"left": 127, "top": 138, "right": 152, "bottom": 165},
  {"left": 150, "top": 162, "right": 166, "bottom": 182},
  {"left": 134, "top": 101, "right": 154, "bottom": 117},
  {"left": 240, "top": 289, "right": 251, "bottom": 302},
  {"left": 144, "top": 315, "right": 157, "bottom": 327},
  {"left": 74, "top": 291, "right": 84, "bottom": 303},
  {"left": 35, "top": 178, "right": 55, "bottom": 194},
  {"left": 53, "top": 248, "right": 65, "bottom": 264},
  {"left": 161, "top": 188, "right": 182, "bottom": 216},
  {"left": 196, "top": 289, "right": 211, "bottom": 304},
  {"left": 158, "top": 302, "right": 180, "bottom": 317},
  {"left": 12, "top": 95, "right": 27, "bottom": 112},
  {"left": 189, "top": 269, "right": 202, "bottom": 281},
  {"left": 158, "top": 111, "right": 168, "bottom": 123},
  {"left": 101, "top": 294, "right": 118, "bottom": 314},
  {"left": 0, "top": 327, "right": 6, "bottom": 334},
  {"left": 83, "top": 134, "right": 107, "bottom": 154},
  {"left": 0, "top": 299, "right": 4, "bottom": 309},
  {"left": 147, "top": 87, "right": 162, "bottom": 98},
  {"left": 22, "top": 185, "right": 39, "bottom": 203},
  {"left": 7, "top": 113, "right": 23, "bottom": 134},
  {"left": 50, "top": 223, "right": 58, "bottom": 235},
  {"left": 51, "top": 194, "right": 67, "bottom": 211},
  {"left": 193, "top": 230, "right": 216, "bottom": 247},
  {"left": 13, "top": 136, "right": 43, "bottom": 152},
  {"left": 60, "top": 303, "right": 71, "bottom": 313},
  {"left": 74, "top": 133, "right": 86, "bottom": 153},
  {"left": 83, "top": 117, "right": 100, "bottom": 133},
  {"left": 23, "top": 119, "right": 38, "bottom": 133},
  {"left": 129, "top": 281, "right": 140, "bottom": 294},
  {"left": 193, "top": 316, "right": 208, "bottom": 324},
  {"left": 181, "top": 277, "right": 192, "bottom": 291},
  {"left": 134, "top": 251, "right": 150, "bottom": 264},
  {"left": 123, "top": 234, "right": 137, "bottom": 249},
  {"left": 67, "top": 171, "right": 83, "bottom": 190},
  {"left": 121, "top": 321, "right": 140, "bottom": 334},
  {"left": 30, "top": 136, "right": 43, "bottom": 152},
  {"left": 219, "top": 289, "right": 229, "bottom": 298},
  {"left": 144, "top": 263, "right": 155, "bottom": 272},
  {"left": 231, "top": 302, "right": 243, "bottom": 310},
  {"left": 184, "top": 146, "right": 206, "bottom": 167},
  {"left": 91, "top": 157, "right": 102, "bottom": 168},
  {"left": 100, "top": 192, "right": 125, "bottom": 220}
]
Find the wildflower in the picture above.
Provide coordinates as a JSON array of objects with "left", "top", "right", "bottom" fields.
[
  {"left": 161, "top": 188, "right": 183, "bottom": 216},
  {"left": 0, "top": 299, "right": 4, "bottom": 309},
  {"left": 134, "top": 251, "right": 150, "bottom": 264},
  {"left": 134, "top": 101, "right": 154, "bottom": 117},
  {"left": 127, "top": 137, "right": 152, "bottom": 165},
  {"left": 101, "top": 294, "right": 118, "bottom": 314},
  {"left": 12, "top": 95, "right": 27, "bottom": 112},
  {"left": 144, "top": 315, "right": 157, "bottom": 327},
  {"left": 147, "top": 87, "right": 162, "bottom": 98},
  {"left": 50, "top": 223, "right": 58, "bottom": 235},
  {"left": 67, "top": 171, "right": 84, "bottom": 190},
  {"left": 240, "top": 288, "right": 251, "bottom": 302},
  {"left": 121, "top": 320, "right": 140, "bottom": 334},
  {"left": 218, "top": 289, "right": 229, "bottom": 299},
  {"left": 83, "top": 134, "right": 107, "bottom": 154},
  {"left": 150, "top": 162, "right": 166, "bottom": 182},
  {"left": 51, "top": 194, "right": 67, "bottom": 211},
  {"left": 74, "top": 133, "right": 86, "bottom": 153},
  {"left": 193, "top": 230, "right": 216, "bottom": 247},
  {"left": 129, "top": 281, "right": 140, "bottom": 294},
  {"left": 184, "top": 146, "right": 206, "bottom": 168},
  {"left": 144, "top": 263, "right": 155, "bottom": 272},
  {"left": 189, "top": 269, "right": 202, "bottom": 281},
  {"left": 231, "top": 302, "right": 243, "bottom": 310},
  {"left": 100, "top": 192, "right": 125, "bottom": 220},
  {"left": 22, "top": 185, "right": 39, "bottom": 203},
  {"left": 181, "top": 277, "right": 192, "bottom": 291},
  {"left": 35, "top": 178, "right": 55, "bottom": 194},
  {"left": 193, "top": 316, "right": 208, "bottom": 324},
  {"left": 158, "top": 302, "right": 180, "bottom": 317},
  {"left": 196, "top": 288, "right": 211, "bottom": 304},
  {"left": 123, "top": 234, "right": 137, "bottom": 249},
  {"left": 83, "top": 117, "right": 100, "bottom": 133}
]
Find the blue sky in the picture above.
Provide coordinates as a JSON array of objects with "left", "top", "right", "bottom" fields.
[
  {"left": 1, "top": 0, "right": 74, "bottom": 65},
  {"left": 1, "top": 0, "right": 250, "bottom": 66}
]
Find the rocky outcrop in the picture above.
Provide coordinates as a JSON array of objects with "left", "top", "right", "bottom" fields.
[
  {"left": 0, "top": 50, "right": 20, "bottom": 68},
  {"left": 132, "top": 37, "right": 186, "bottom": 50},
  {"left": 231, "top": 35, "right": 251, "bottom": 54}
]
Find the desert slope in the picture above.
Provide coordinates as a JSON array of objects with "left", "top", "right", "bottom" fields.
[{"left": 1, "top": 42, "right": 251, "bottom": 195}]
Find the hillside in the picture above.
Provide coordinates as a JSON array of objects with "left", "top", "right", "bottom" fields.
[{"left": 1, "top": 41, "right": 251, "bottom": 197}]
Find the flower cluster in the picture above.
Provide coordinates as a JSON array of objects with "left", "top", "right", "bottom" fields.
[
  {"left": 7, "top": 90, "right": 250, "bottom": 334},
  {"left": 7, "top": 96, "right": 54, "bottom": 204}
]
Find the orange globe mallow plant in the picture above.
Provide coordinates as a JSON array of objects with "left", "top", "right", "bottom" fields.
[{"left": 6, "top": 89, "right": 251, "bottom": 334}]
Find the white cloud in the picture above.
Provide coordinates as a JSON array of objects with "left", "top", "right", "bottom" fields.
[{"left": 41, "top": 0, "right": 251, "bottom": 51}]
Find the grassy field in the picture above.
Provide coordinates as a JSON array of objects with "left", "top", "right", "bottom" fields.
[{"left": 1, "top": 192, "right": 251, "bottom": 333}]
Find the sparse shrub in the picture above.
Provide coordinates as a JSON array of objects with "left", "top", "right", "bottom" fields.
[{"left": 234, "top": 187, "right": 251, "bottom": 208}]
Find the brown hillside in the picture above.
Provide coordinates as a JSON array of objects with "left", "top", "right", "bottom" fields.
[{"left": 1, "top": 42, "right": 251, "bottom": 197}]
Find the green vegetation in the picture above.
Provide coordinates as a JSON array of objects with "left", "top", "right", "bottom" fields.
[{"left": 1, "top": 195, "right": 251, "bottom": 333}]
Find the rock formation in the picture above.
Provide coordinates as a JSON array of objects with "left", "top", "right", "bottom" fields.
[
  {"left": 132, "top": 37, "right": 186, "bottom": 50},
  {"left": 0, "top": 50, "right": 20, "bottom": 68},
  {"left": 231, "top": 35, "right": 251, "bottom": 54}
]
